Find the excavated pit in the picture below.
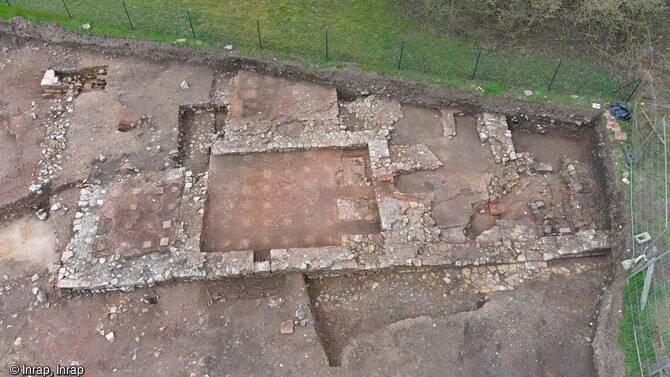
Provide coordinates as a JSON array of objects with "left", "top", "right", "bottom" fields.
[
  {"left": 507, "top": 118, "right": 609, "bottom": 234},
  {"left": 465, "top": 209, "right": 499, "bottom": 240},
  {"left": 42, "top": 66, "right": 108, "bottom": 97}
]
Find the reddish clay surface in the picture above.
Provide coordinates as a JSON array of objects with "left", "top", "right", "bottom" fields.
[
  {"left": 229, "top": 70, "right": 338, "bottom": 122},
  {"left": 203, "top": 149, "right": 380, "bottom": 252},
  {"left": 95, "top": 174, "right": 183, "bottom": 257}
]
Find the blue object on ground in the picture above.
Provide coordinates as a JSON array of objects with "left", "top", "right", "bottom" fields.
[{"left": 609, "top": 103, "right": 632, "bottom": 121}]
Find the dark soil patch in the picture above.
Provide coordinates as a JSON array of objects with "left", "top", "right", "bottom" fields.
[{"left": 465, "top": 210, "right": 499, "bottom": 239}]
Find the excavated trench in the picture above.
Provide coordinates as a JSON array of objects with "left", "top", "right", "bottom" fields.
[
  {"left": 177, "top": 103, "right": 227, "bottom": 173},
  {"left": 305, "top": 269, "right": 488, "bottom": 367}
]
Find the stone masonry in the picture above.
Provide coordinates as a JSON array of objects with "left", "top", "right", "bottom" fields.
[{"left": 56, "top": 71, "right": 610, "bottom": 292}]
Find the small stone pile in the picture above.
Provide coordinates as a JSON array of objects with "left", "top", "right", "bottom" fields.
[
  {"left": 377, "top": 194, "right": 441, "bottom": 244},
  {"left": 389, "top": 144, "right": 443, "bottom": 175},
  {"left": 604, "top": 111, "right": 628, "bottom": 141}
]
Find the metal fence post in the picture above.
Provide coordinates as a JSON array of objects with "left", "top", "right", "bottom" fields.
[
  {"left": 472, "top": 49, "right": 482, "bottom": 80},
  {"left": 547, "top": 60, "right": 562, "bottom": 91},
  {"left": 639, "top": 260, "right": 655, "bottom": 310},
  {"left": 626, "top": 79, "right": 643, "bottom": 103},
  {"left": 397, "top": 40, "right": 405, "bottom": 71},
  {"left": 610, "top": 77, "right": 642, "bottom": 97},
  {"left": 61, "top": 0, "right": 72, "bottom": 19},
  {"left": 122, "top": 1, "right": 134, "bottom": 30},
  {"left": 257, "top": 20, "right": 262, "bottom": 49},
  {"left": 187, "top": 10, "right": 196, "bottom": 39}
]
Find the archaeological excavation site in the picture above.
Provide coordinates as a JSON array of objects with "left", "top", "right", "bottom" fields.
[
  {"left": 51, "top": 68, "right": 612, "bottom": 291},
  {"left": 0, "top": 20, "right": 631, "bottom": 377}
]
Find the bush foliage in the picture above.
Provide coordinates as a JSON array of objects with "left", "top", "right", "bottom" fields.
[{"left": 406, "top": 0, "right": 667, "bottom": 53}]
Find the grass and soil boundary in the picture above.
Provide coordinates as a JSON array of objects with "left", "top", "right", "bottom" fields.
[
  {"left": 0, "top": 3, "right": 653, "bottom": 375},
  {"left": 0, "top": 1, "right": 635, "bottom": 107}
]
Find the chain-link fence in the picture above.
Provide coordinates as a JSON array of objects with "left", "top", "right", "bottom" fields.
[
  {"left": 626, "top": 71, "right": 670, "bottom": 376},
  {"left": 0, "top": 0, "right": 637, "bottom": 99}
]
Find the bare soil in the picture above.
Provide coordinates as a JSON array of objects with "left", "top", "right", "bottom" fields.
[
  {"left": 511, "top": 124, "right": 588, "bottom": 169},
  {"left": 334, "top": 258, "right": 610, "bottom": 377},
  {"left": 392, "top": 108, "right": 491, "bottom": 238},
  {"left": 2, "top": 273, "right": 330, "bottom": 377},
  {"left": 1, "top": 258, "right": 611, "bottom": 377},
  {"left": 0, "top": 21, "right": 631, "bottom": 377},
  {"left": 0, "top": 42, "right": 55, "bottom": 220}
]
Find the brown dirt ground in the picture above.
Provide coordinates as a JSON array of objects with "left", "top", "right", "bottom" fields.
[
  {"left": 0, "top": 22, "right": 630, "bottom": 377},
  {"left": 391, "top": 107, "right": 492, "bottom": 236},
  {"left": 1, "top": 258, "right": 612, "bottom": 377},
  {"left": 317, "top": 258, "right": 611, "bottom": 376}
]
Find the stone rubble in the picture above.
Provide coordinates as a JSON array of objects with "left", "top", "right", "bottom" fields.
[
  {"left": 50, "top": 78, "right": 611, "bottom": 292},
  {"left": 377, "top": 191, "right": 441, "bottom": 244},
  {"left": 33, "top": 287, "right": 47, "bottom": 303},
  {"left": 35, "top": 209, "right": 48, "bottom": 221},
  {"left": 280, "top": 320, "right": 294, "bottom": 334},
  {"left": 340, "top": 95, "right": 403, "bottom": 131},
  {"left": 389, "top": 144, "right": 443, "bottom": 175},
  {"left": 40, "top": 69, "right": 60, "bottom": 94},
  {"left": 32, "top": 97, "right": 74, "bottom": 191},
  {"left": 604, "top": 111, "right": 628, "bottom": 141},
  {"left": 478, "top": 113, "right": 521, "bottom": 199},
  {"left": 40, "top": 67, "right": 107, "bottom": 97}
]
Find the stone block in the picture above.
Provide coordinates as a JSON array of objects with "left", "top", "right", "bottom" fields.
[
  {"left": 440, "top": 108, "right": 456, "bottom": 138},
  {"left": 219, "top": 250, "right": 255, "bottom": 275},
  {"left": 40, "top": 69, "right": 60, "bottom": 88}
]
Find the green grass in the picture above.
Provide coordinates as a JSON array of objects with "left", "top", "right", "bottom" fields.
[
  {"left": 620, "top": 280, "right": 644, "bottom": 377},
  {"left": 609, "top": 104, "right": 639, "bottom": 376},
  {"left": 565, "top": 100, "right": 670, "bottom": 377},
  {"left": 0, "top": 0, "right": 631, "bottom": 107},
  {"left": 620, "top": 266, "right": 670, "bottom": 377},
  {"left": 620, "top": 273, "right": 654, "bottom": 377}
]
